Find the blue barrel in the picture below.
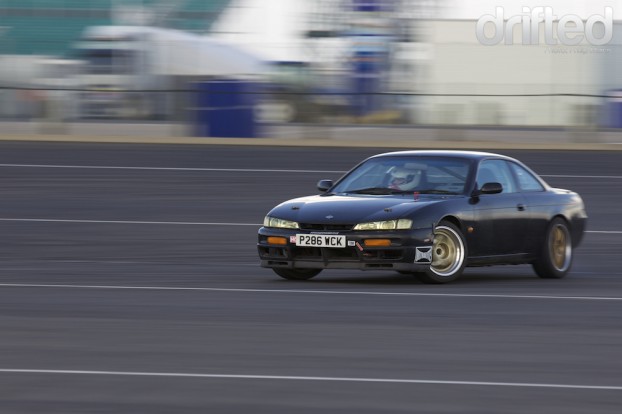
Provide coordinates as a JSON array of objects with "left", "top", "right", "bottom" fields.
[
  {"left": 194, "top": 80, "right": 258, "bottom": 138},
  {"left": 351, "top": 50, "right": 385, "bottom": 117},
  {"left": 605, "top": 90, "right": 622, "bottom": 128},
  {"left": 352, "top": 0, "right": 392, "bottom": 12}
]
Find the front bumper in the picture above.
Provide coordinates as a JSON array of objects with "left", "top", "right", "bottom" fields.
[{"left": 257, "top": 226, "right": 434, "bottom": 272}]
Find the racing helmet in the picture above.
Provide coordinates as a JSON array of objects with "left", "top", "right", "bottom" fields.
[{"left": 388, "top": 166, "right": 423, "bottom": 191}]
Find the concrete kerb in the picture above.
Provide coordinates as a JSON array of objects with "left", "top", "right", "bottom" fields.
[{"left": 1, "top": 133, "right": 622, "bottom": 151}]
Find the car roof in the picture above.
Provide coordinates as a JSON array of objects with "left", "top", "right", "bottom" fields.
[{"left": 370, "top": 150, "right": 513, "bottom": 162}]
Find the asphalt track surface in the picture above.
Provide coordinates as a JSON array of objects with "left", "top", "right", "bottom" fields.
[{"left": 1, "top": 141, "right": 621, "bottom": 413}]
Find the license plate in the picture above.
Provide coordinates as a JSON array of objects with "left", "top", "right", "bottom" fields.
[{"left": 296, "top": 234, "right": 346, "bottom": 248}]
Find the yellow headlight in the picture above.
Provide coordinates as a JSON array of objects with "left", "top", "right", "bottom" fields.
[
  {"left": 353, "top": 219, "right": 412, "bottom": 231},
  {"left": 263, "top": 216, "right": 300, "bottom": 229}
]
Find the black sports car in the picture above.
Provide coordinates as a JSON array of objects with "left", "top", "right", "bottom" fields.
[{"left": 257, "top": 150, "right": 587, "bottom": 283}]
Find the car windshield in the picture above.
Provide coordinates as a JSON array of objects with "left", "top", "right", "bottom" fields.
[{"left": 332, "top": 156, "right": 472, "bottom": 195}]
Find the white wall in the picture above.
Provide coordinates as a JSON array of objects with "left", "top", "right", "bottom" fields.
[{"left": 418, "top": 19, "right": 606, "bottom": 126}]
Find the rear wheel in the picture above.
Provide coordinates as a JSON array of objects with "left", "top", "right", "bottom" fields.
[
  {"left": 533, "top": 217, "right": 572, "bottom": 279},
  {"left": 273, "top": 268, "right": 321, "bottom": 281},
  {"left": 415, "top": 221, "right": 467, "bottom": 284}
]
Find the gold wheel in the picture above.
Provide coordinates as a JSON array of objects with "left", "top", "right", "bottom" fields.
[
  {"left": 431, "top": 225, "right": 465, "bottom": 277},
  {"left": 533, "top": 218, "right": 573, "bottom": 279},
  {"left": 550, "top": 223, "right": 571, "bottom": 271}
]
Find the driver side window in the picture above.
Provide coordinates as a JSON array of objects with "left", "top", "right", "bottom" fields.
[{"left": 476, "top": 160, "right": 516, "bottom": 193}]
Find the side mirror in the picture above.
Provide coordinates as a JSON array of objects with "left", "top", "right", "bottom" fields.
[
  {"left": 317, "top": 179, "right": 333, "bottom": 192},
  {"left": 480, "top": 182, "right": 503, "bottom": 195}
]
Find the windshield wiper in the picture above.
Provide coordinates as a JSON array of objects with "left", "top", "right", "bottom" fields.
[
  {"left": 416, "top": 189, "right": 460, "bottom": 195},
  {"left": 348, "top": 187, "right": 401, "bottom": 195},
  {"left": 347, "top": 188, "right": 460, "bottom": 196}
]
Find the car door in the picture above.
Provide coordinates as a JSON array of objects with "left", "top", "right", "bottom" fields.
[
  {"left": 507, "top": 161, "right": 550, "bottom": 255},
  {"left": 470, "top": 159, "right": 529, "bottom": 257}
]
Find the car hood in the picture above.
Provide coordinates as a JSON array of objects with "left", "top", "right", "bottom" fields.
[{"left": 267, "top": 194, "right": 444, "bottom": 225}]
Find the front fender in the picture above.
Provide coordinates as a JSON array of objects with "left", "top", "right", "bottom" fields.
[{"left": 409, "top": 198, "right": 474, "bottom": 233}]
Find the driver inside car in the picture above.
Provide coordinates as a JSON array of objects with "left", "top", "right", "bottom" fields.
[{"left": 388, "top": 165, "right": 425, "bottom": 191}]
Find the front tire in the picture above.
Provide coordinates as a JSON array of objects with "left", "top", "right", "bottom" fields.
[
  {"left": 533, "top": 217, "right": 572, "bottom": 279},
  {"left": 273, "top": 268, "right": 321, "bottom": 281},
  {"left": 415, "top": 221, "right": 467, "bottom": 284}
]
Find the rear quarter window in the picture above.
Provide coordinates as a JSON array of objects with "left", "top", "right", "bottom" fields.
[{"left": 510, "top": 163, "right": 545, "bottom": 192}]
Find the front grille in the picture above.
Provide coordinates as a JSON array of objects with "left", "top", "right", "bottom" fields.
[
  {"left": 323, "top": 248, "right": 359, "bottom": 260},
  {"left": 292, "top": 247, "right": 322, "bottom": 259},
  {"left": 299, "top": 223, "right": 354, "bottom": 231},
  {"left": 290, "top": 246, "right": 358, "bottom": 261}
]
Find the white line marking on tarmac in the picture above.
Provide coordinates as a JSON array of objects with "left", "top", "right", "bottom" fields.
[
  {"left": 542, "top": 174, "right": 622, "bottom": 179},
  {"left": 0, "top": 369, "right": 620, "bottom": 390},
  {"left": 1, "top": 163, "right": 621, "bottom": 179},
  {"left": 1, "top": 283, "right": 622, "bottom": 301},
  {"left": 0, "top": 217, "right": 619, "bottom": 234},
  {"left": 0, "top": 218, "right": 259, "bottom": 226},
  {"left": 0, "top": 163, "right": 344, "bottom": 174}
]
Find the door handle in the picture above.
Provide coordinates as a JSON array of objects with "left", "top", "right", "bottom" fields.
[{"left": 517, "top": 204, "right": 526, "bottom": 211}]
